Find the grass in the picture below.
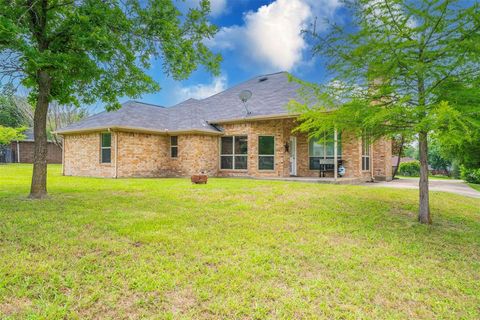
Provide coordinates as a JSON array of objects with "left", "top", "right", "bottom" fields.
[
  {"left": 0, "top": 164, "right": 479, "bottom": 319},
  {"left": 469, "top": 183, "right": 480, "bottom": 192}
]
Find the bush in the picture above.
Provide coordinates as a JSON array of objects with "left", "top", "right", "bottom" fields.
[
  {"left": 399, "top": 160, "right": 421, "bottom": 177},
  {"left": 460, "top": 166, "right": 480, "bottom": 184}
]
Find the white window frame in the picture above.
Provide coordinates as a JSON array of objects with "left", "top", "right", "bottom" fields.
[
  {"left": 308, "top": 132, "right": 342, "bottom": 170},
  {"left": 258, "top": 135, "right": 275, "bottom": 171},
  {"left": 100, "top": 132, "right": 112, "bottom": 164},
  {"left": 219, "top": 136, "right": 248, "bottom": 170},
  {"left": 170, "top": 136, "right": 178, "bottom": 158}
]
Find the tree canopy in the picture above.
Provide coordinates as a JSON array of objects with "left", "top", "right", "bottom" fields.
[
  {"left": 0, "top": 0, "right": 221, "bottom": 109},
  {"left": 0, "top": 126, "right": 25, "bottom": 145}
]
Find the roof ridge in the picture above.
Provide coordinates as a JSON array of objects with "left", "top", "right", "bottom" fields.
[
  {"left": 196, "top": 71, "right": 289, "bottom": 102},
  {"left": 124, "top": 100, "right": 165, "bottom": 108}
]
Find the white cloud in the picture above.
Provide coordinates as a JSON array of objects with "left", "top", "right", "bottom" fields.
[
  {"left": 244, "top": 0, "right": 311, "bottom": 70},
  {"left": 209, "top": 0, "right": 227, "bottom": 17},
  {"left": 177, "top": 75, "right": 228, "bottom": 101},
  {"left": 208, "top": 0, "right": 342, "bottom": 72}
]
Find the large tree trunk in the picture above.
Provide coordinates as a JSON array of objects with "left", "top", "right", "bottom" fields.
[
  {"left": 29, "top": 70, "right": 51, "bottom": 199},
  {"left": 418, "top": 131, "right": 431, "bottom": 224},
  {"left": 392, "top": 135, "right": 405, "bottom": 179}
]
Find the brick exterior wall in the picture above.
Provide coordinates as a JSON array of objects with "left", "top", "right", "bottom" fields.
[
  {"left": 62, "top": 119, "right": 392, "bottom": 181},
  {"left": 372, "top": 137, "right": 393, "bottom": 181},
  {"left": 10, "top": 141, "right": 62, "bottom": 164},
  {"left": 64, "top": 133, "right": 116, "bottom": 177}
]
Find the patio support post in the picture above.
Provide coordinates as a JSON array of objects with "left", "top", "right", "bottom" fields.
[{"left": 334, "top": 129, "right": 338, "bottom": 181}]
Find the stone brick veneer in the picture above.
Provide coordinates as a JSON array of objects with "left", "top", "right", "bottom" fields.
[{"left": 62, "top": 118, "right": 392, "bottom": 181}]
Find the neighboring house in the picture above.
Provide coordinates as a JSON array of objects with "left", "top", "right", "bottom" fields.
[
  {"left": 57, "top": 72, "right": 392, "bottom": 181},
  {"left": 9, "top": 128, "right": 62, "bottom": 164}
]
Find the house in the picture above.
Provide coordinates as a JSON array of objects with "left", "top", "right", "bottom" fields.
[
  {"left": 57, "top": 72, "right": 392, "bottom": 181},
  {"left": 8, "top": 128, "right": 62, "bottom": 164}
]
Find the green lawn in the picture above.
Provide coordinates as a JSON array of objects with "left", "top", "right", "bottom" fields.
[
  {"left": 1, "top": 164, "right": 479, "bottom": 319},
  {"left": 469, "top": 183, "right": 480, "bottom": 192}
]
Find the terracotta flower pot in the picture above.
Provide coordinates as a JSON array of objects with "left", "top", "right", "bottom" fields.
[{"left": 191, "top": 174, "right": 208, "bottom": 184}]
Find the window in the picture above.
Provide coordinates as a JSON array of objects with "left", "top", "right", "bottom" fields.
[
  {"left": 170, "top": 136, "right": 178, "bottom": 158},
  {"left": 220, "top": 136, "right": 247, "bottom": 170},
  {"left": 258, "top": 136, "right": 275, "bottom": 170},
  {"left": 362, "top": 133, "right": 370, "bottom": 171},
  {"left": 308, "top": 132, "right": 342, "bottom": 170},
  {"left": 101, "top": 132, "right": 111, "bottom": 163}
]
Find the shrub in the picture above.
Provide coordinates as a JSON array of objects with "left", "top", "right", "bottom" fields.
[
  {"left": 460, "top": 166, "right": 480, "bottom": 184},
  {"left": 399, "top": 160, "right": 421, "bottom": 177}
]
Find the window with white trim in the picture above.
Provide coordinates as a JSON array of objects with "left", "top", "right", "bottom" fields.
[
  {"left": 101, "top": 132, "right": 111, "bottom": 163},
  {"left": 258, "top": 136, "right": 275, "bottom": 170},
  {"left": 220, "top": 136, "right": 247, "bottom": 170},
  {"left": 170, "top": 136, "right": 178, "bottom": 158},
  {"left": 308, "top": 132, "right": 342, "bottom": 170},
  {"left": 362, "top": 133, "right": 370, "bottom": 171}
]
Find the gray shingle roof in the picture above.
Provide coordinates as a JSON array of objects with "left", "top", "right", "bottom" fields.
[{"left": 57, "top": 72, "right": 300, "bottom": 135}]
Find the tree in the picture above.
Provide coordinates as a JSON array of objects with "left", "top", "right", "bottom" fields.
[
  {"left": 47, "top": 102, "right": 89, "bottom": 147},
  {"left": 0, "top": 85, "right": 29, "bottom": 127},
  {"left": 0, "top": 126, "right": 26, "bottom": 145},
  {"left": 292, "top": 0, "right": 480, "bottom": 224},
  {"left": 428, "top": 138, "right": 451, "bottom": 173},
  {"left": 0, "top": 0, "right": 221, "bottom": 198},
  {"left": 435, "top": 77, "right": 480, "bottom": 169}
]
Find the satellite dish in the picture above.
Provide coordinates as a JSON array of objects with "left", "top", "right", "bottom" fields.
[
  {"left": 238, "top": 90, "right": 252, "bottom": 103},
  {"left": 239, "top": 90, "right": 252, "bottom": 115}
]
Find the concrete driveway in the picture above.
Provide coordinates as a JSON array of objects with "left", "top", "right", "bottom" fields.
[{"left": 364, "top": 177, "right": 480, "bottom": 198}]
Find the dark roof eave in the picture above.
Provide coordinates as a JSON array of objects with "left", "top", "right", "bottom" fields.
[{"left": 54, "top": 126, "right": 223, "bottom": 136}]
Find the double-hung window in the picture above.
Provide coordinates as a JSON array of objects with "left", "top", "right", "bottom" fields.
[
  {"left": 362, "top": 133, "right": 370, "bottom": 171},
  {"left": 308, "top": 132, "right": 342, "bottom": 170},
  {"left": 258, "top": 136, "right": 275, "bottom": 170},
  {"left": 220, "top": 136, "right": 248, "bottom": 170},
  {"left": 101, "top": 132, "right": 112, "bottom": 163},
  {"left": 170, "top": 136, "right": 178, "bottom": 158}
]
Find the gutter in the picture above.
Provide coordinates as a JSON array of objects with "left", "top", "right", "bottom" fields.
[{"left": 54, "top": 126, "right": 224, "bottom": 136}]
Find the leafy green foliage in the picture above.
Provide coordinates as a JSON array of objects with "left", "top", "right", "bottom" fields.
[
  {"left": 398, "top": 161, "right": 420, "bottom": 177},
  {"left": 0, "top": 125, "right": 26, "bottom": 145},
  {"left": 0, "top": 86, "right": 29, "bottom": 127},
  {"left": 461, "top": 166, "right": 480, "bottom": 184},
  {"left": 428, "top": 139, "right": 451, "bottom": 171},
  {"left": 0, "top": 0, "right": 221, "bottom": 110},
  {"left": 291, "top": 0, "right": 480, "bottom": 140}
]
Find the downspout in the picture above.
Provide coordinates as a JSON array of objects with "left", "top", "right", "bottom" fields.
[{"left": 61, "top": 138, "right": 65, "bottom": 176}]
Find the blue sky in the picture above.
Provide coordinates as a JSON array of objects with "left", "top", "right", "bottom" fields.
[{"left": 113, "top": 0, "right": 345, "bottom": 110}]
